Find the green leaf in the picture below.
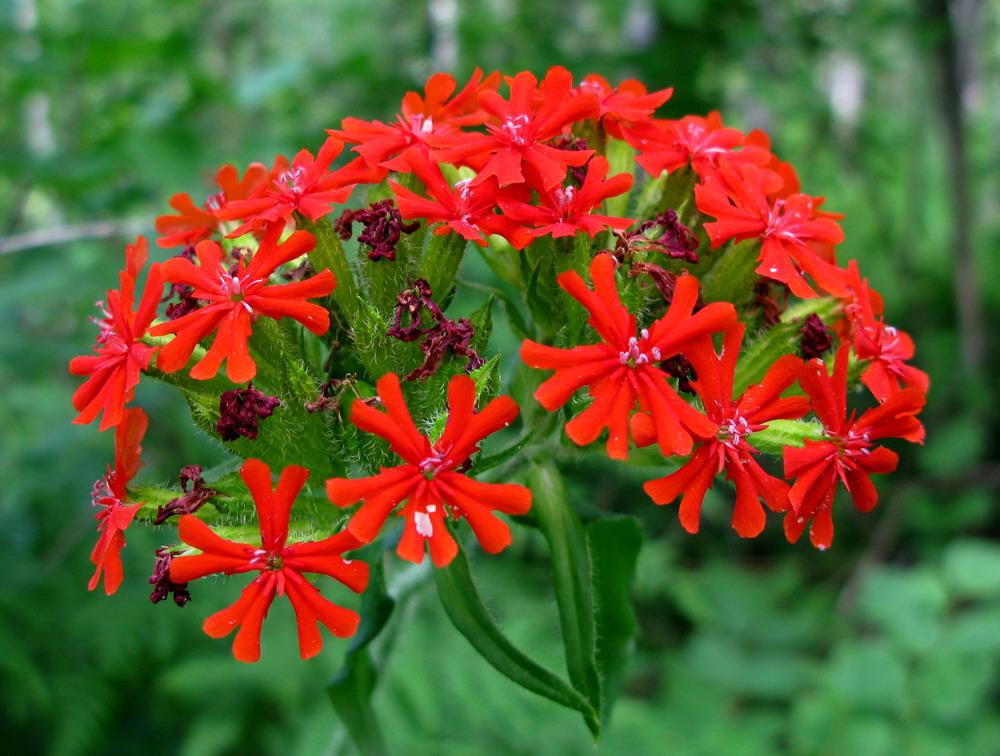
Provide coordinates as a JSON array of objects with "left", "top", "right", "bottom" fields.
[
  {"left": 328, "top": 549, "right": 395, "bottom": 756},
  {"left": 587, "top": 516, "right": 642, "bottom": 722},
  {"left": 473, "top": 429, "right": 534, "bottom": 474},
  {"left": 303, "top": 216, "right": 360, "bottom": 325},
  {"left": 435, "top": 543, "right": 600, "bottom": 737},
  {"left": 467, "top": 293, "right": 495, "bottom": 353},
  {"left": 750, "top": 419, "right": 825, "bottom": 455},
  {"left": 941, "top": 539, "right": 1000, "bottom": 599},
  {"left": 603, "top": 139, "right": 637, "bottom": 219},
  {"left": 469, "top": 353, "right": 502, "bottom": 402},
  {"left": 529, "top": 462, "right": 603, "bottom": 722},
  {"left": 421, "top": 230, "right": 468, "bottom": 304}
]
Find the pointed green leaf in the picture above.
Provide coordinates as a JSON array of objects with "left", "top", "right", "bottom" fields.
[
  {"left": 435, "top": 543, "right": 600, "bottom": 737},
  {"left": 529, "top": 462, "right": 603, "bottom": 719},
  {"left": 473, "top": 429, "right": 534, "bottom": 474},
  {"left": 421, "top": 230, "right": 468, "bottom": 304},
  {"left": 587, "top": 517, "right": 642, "bottom": 722},
  {"left": 328, "top": 547, "right": 395, "bottom": 756}
]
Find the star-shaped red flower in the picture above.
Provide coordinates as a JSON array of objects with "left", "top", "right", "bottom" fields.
[
  {"left": 70, "top": 236, "right": 163, "bottom": 430},
  {"left": 783, "top": 345, "right": 926, "bottom": 549},
  {"left": 520, "top": 253, "right": 737, "bottom": 460},
  {"left": 325, "top": 373, "right": 533, "bottom": 567},
  {"left": 169, "top": 459, "right": 369, "bottom": 662},
  {"left": 149, "top": 223, "right": 335, "bottom": 383},
  {"left": 695, "top": 159, "right": 848, "bottom": 298},
  {"left": 89, "top": 407, "right": 148, "bottom": 594},
  {"left": 637, "top": 324, "right": 809, "bottom": 537}
]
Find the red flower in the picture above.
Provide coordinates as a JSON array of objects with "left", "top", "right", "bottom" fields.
[
  {"left": 332, "top": 68, "right": 500, "bottom": 171},
  {"left": 638, "top": 324, "right": 809, "bottom": 537},
  {"left": 169, "top": 459, "right": 369, "bottom": 663},
  {"left": 325, "top": 373, "right": 533, "bottom": 567},
  {"left": 149, "top": 224, "right": 334, "bottom": 383},
  {"left": 70, "top": 236, "right": 163, "bottom": 430},
  {"left": 89, "top": 407, "right": 148, "bottom": 594},
  {"left": 430, "top": 66, "right": 599, "bottom": 190},
  {"left": 216, "top": 138, "right": 374, "bottom": 236},
  {"left": 695, "top": 159, "right": 848, "bottom": 298},
  {"left": 497, "top": 156, "right": 634, "bottom": 238},
  {"left": 783, "top": 345, "right": 926, "bottom": 549},
  {"left": 155, "top": 163, "right": 269, "bottom": 249},
  {"left": 623, "top": 112, "right": 767, "bottom": 178},
  {"left": 574, "top": 74, "right": 673, "bottom": 139},
  {"left": 520, "top": 253, "right": 736, "bottom": 460},
  {"left": 401, "top": 68, "right": 501, "bottom": 126},
  {"left": 843, "top": 260, "right": 929, "bottom": 402},
  {"left": 389, "top": 148, "right": 533, "bottom": 249}
]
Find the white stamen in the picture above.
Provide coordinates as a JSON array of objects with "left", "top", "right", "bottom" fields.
[{"left": 426, "top": 504, "right": 437, "bottom": 513}]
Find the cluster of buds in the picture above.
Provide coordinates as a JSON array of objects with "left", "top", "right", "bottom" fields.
[{"left": 71, "top": 67, "right": 927, "bottom": 669}]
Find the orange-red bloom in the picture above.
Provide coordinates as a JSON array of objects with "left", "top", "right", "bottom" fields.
[
  {"left": 431, "top": 66, "right": 599, "bottom": 190},
  {"left": 149, "top": 224, "right": 334, "bottom": 383},
  {"left": 520, "top": 253, "right": 736, "bottom": 460},
  {"left": 70, "top": 236, "right": 163, "bottom": 430},
  {"left": 332, "top": 69, "right": 500, "bottom": 171},
  {"left": 695, "top": 159, "right": 847, "bottom": 298},
  {"left": 638, "top": 324, "right": 808, "bottom": 537},
  {"left": 390, "top": 148, "right": 533, "bottom": 249},
  {"left": 169, "top": 459, "right": 369, "bottom": 663},
  {"left": 783, "top": 345, "right": 926, "bottom": 549},
  {"left": 89, "top": 407, "right": 148, "bottom": 594},
  {"left": 216, "top": 138, "right": 378, "bottom": 236},
  {"left": 497, "top": 156, "right": 634, "bottom": 238},
  {"left": 326, "top": 373, "right": 533, "bottom": 567},
  {"left": 155, "top": 163, "right": 269, "bottom": 248},
  {"left": 843, "top": 260, "right": 929, "bottom": 402},
  {"left": 573, "top": 74, "right": 673, "bottom": 139}
]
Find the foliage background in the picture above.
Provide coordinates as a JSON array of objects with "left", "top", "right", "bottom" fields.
[{"left": 1, "top": 0, "right": 998, "bottom": 753}]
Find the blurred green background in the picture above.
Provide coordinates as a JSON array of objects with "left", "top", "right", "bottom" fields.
[{"left": 2, "top": 0, "right": 998, "bottom": 753}]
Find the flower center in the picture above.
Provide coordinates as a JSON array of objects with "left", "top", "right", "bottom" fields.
[
  {"left": 418, "top": 449, "right": 451, "bottom": 478},
  {"left": 280, "top": 166, "right": 306, "bottom": 193},
  {"left": 500, "top": 115, "right": 530, "bottom": 146},
  {"left": 250, "top": 549, "right": 284, "bottom": 571},
  {"left": 619, "top": 330, "right": 661, "bottom": 367},
  {"left": 553, "top": 185, "right": 575, "bottom": 211}
]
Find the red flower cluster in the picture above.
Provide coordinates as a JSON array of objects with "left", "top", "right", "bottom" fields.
[{"left": 71, "top": 67, "right": 929, "bottom": 671}]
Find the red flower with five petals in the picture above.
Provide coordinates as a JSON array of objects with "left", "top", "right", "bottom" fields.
[
  {"left": 217, "top": 138, "right": 380, "bottom": 236},
  {"left": 695, "top": 159, "right": 847, "bottom": 298},
  {"left": 573, "top": 74, "right": 673, "bottom": 139},
  {"left": 89, "top": 407, "right": 148, "bottom": 594},
  {"left": 325, "top": 373, "right": 533, "bottom": 567},
  {"left": 389, "top": 149, "right": 533, "bottom": 249},
  {"left": 623, "top": 112, "right": 767, "bottom": 179},
  {"left": 332, "top": 69, "right": 500, "bottom": 171},
  {"left": 149, "top": 224, "right": 334, "bottom": 383},
  {"left": 169, "top": 459, "right": 369, "bottom": 663},
  {"left": 520, "top": 253, "right": 736, "bottom": 460},
  {"left": 431, "top": 66, "right": 598, "bottom": 190},
  {"left": 497, "top": 156, "right": 634, "bottom": 238},
  {"left": 70, "top": 236, "right": 163, "bottom": 430},
  {"left": 155, "top": 163, "right": 269, "bottom": 249},
  {"left": 783, "top": 345, "right": 926, "bottom": 549},
  {"left": 843, "top": 260, "right": 930, "bottom": 402},
  {"left": 637, "top": 324, "right": 809, "bottom": 537}
]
